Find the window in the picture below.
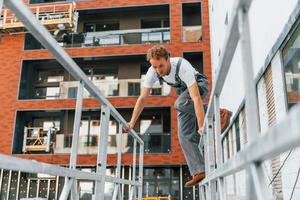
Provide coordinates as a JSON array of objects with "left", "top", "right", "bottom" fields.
[
  {"left": 84, "top": 22, "right": 119, "bottom": 32},
  {"left": 182, "top": 3, "right": 202, "bottom": 42},
  {"left": 128, "top": 82, "right": 140, "bottom": 96},
  {"left": 68, "top": 87, "right": 77, "bottom": 99},
  {"left": 182, "top": 3, "right": 202, "bottom": 26},
  {"left": 143, "top": 167, "right": 180, "bottom": 200},
  {"left": 139, "top": 114, "right": 171, "bottom": 153},
  {"left": 141, "top": 19, "right": 169, "bottom": 29},
  {"left": 282, "top": 22, "right": 300, "bottom": 96},
  {"left": 34, "top": 87, "right": 60, "bottom": 99},
  {"left": 37, "top": 70, "right": 64, "bottom": 83}
]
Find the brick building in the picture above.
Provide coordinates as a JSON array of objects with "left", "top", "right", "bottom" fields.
[{"left": 0, "top": 0, "right": 211, "bottom": 199}]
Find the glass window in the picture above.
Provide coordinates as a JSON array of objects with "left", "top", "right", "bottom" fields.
[
  {"left": 25, "top": 33, "right": 44, "bottom": 50},
  {"left": 182, "top": 3, "right": 202, "bottom": 26},
  {"left": 128, "top": 82, "right": 140, "bottom": 96},
  {"left": 68, "top": 87, "right": 77, "bottom": 99},
  {"left": 143, "top": 167, "right": 180, "bottom": 200},
  {"left": 140, "top": 114, "right": 171, "bottom": 153},
  {"left": 282, "top": 23, "right": 300, "bottom": 96},
  {"left": 37, "top": 70, "right": 64, "bottom": 83},
  {"left": 84, "top": 22, "right": 119, "bottom": 32},
  {"left": 141, "top": 19, "right": 169, "bottom": 29},
  {"left": 34, "top": 87, "right": 60, "bottom": 99}
]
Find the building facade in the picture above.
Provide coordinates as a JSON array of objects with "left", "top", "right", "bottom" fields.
[
  {"left": 208, "top": 0, "right": 300, "bottom": 199},
  {"left": 0, "top": 0, "right": 211, "bottom": 199}
]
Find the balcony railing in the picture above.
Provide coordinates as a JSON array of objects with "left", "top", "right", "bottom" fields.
[
  {"left": 182, "top": 25, "right": 202, "bottom": 42},
  {"left": 54, "top": 132, "right": 171, "bottom": 154},
  {"left": 63, "top": 28, "right": 170, "bottom": 47},
  {"left": 32, "top": 78, "right": 171, "bottom": 99},
  {"left": 25, "top": 27, "right": 170, "bottom": 49}
]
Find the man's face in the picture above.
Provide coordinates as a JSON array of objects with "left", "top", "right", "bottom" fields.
[{"left": 150, "top": 57, "right": 170, "bottom": 77}]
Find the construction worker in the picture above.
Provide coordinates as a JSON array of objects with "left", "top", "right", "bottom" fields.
[{"left": 124, "top": 45, "right": 231, "bottom": 187}]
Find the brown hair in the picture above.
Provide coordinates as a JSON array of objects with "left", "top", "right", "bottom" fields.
[{"left": 146, "top": 45, "right": 170, "bottom": 61}]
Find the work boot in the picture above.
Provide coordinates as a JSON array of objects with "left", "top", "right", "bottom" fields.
[
  {"left": 184, "top": 172, "right": 205, "bottom": 187},
  {"left": 220, "top": 108, "right": 232, "bottom": 133}
]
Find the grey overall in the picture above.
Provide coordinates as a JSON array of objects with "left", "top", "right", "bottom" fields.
[{"left": 158, "top": 58, "right": 208, "bottom": 176}]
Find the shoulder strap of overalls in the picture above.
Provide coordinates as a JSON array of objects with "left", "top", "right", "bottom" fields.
[
  {"left": 157, "top": 57, "right": 183, "bottom": 85},
  {"left": 174, "top": 58, "right": 182, "bottom": 83}
]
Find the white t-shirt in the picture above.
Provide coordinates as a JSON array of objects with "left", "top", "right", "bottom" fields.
[{"left": 143, "top": 57, "right": 198, "bottom": 88}]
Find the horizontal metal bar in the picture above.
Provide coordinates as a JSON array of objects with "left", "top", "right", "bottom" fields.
[
  {"left": 0, "top": 154, "right": 141, "bottom": 186},
  {"left": 199, "top": 104, "right": 300, "bottom": 185},
  {"left": 4, "top": 0, "right": 143, "bottom": 145}
]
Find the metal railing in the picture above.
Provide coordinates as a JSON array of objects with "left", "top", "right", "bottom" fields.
[
  {"left": 199, "top": 0, "right": 300, "bottom": 200},
  {"left": 25, "top": 28, "right": 170, "bottom": 49},
  {"left": 0, "top": 0, "right": 144, "bottom": 199}
]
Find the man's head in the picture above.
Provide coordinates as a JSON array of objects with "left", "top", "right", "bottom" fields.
[{"left": 147, "top": 45, "right": 171, "bottom": 77}]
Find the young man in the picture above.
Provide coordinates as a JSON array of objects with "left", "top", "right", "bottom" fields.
[{"left": 125, "top": 45, "right": 231, "bottom": 187}]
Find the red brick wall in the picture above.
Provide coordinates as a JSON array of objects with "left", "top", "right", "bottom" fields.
[{"left": 0, "top": 0, "right": 212, "bottom": 166}]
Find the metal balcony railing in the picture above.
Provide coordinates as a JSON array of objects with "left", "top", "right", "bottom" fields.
[
  {"left": 198, "top": 0, "right": 300, "bottom": 200},
  {"left": 0, "top": 1, "right": 144, "bottom": 200}
]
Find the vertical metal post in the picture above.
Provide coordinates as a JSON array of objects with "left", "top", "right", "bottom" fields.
[
  {"left": 180, "top": 166, "right": 183, "bottom": 200},
  {"left": 113, "top": 123, "right": 123, "bottom": 200},
  {"left": 6, "top": 170, "right": 12, "bottom": 200},
  {"left": 193, "top": 185, "right": 196, "bottom": 200},
  {"left": 217, "top": 178, "right": 226, "bottom": 200},
  {"left": 122, "top": 166, "right": 125, "bottom": 199},
  {"left": 138, "top": 142, "right": 144, "bottom": 200},
  {"left": 238, "top": 5, "right": 271, "bottom": 200},
  {"left": 129, "top": 138, "right": 137, "bottom": 200},
  {"left": 0, "top": 169, "right": 3, "bottom": 197},
  {"left": 59, "top": 179, "right": 74, "bottom": 200},
  {"left": 95, "top": 105, "right": 111, "bottom": 199},
  {"left": 205, "top": 117, "right": 216, "bottom": 200},
  {"left": 55, "top": 176, "right": 59, "bottom": 199},
  {"left": 60, "top": 81, "right": 83, "bottom": 200},
  {"left": 214, "top": 95, "right": 225, "bottom": 200},
  {"left": 69, "top": 81, "right": 84, "bottom": 170},
  {"left": 200, "top": 185, "right": 206, "bottom": 200},
  {"left": 47, "top": 179, "right": 51, "bottom": 199},
  {"left": 16, "top": 171, "right": 21, "bottom": 200},
  {"left": 214, "top": 95, "right": 223, "bottom": 166},
  {"left": 249, "top": 163, "right": 271, "bottom": 200},
  {"left": 36, "top": 179, "right": 40, "bottom": 197},
  {"left": 26, "top": 179, "right": 30, "bottom": 198},
  {"left": 71, "top": 180, "right": 78, "bottom": 200}
]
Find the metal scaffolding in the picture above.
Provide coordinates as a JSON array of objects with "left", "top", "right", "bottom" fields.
[
  {"left": 0, "top": 0, "right": 144, "bottom": 200},
  {"left": 200, "top": 0, "right": 300, "bottom": 200}
]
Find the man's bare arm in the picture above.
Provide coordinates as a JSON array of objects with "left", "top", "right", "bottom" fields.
[
  {"left": 188, "top": 82, "right": 205, "bottom": 134},
  {"left": 124, "top": 87, "right": 151, "bottom": 132}
]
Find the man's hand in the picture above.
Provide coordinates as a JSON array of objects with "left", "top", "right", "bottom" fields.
[
  {"left": 197, "top": 127, "right": 204, "bottom": 135},
  {"left": 123, "top": 123, "right": 134, "bottom": 133}
]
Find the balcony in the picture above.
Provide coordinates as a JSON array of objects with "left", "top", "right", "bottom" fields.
[
  {"left": 58, "top": 78, "right": 171, "bottom": 99},
  {"left": 19, "top": 56, "right": 172, "bottom": 100},
  {"left": 24, "top": 4, "right": 170, "bottom": 49},
  {"left": 25, "top": 28, "right": 170, "bottom": 50},
  {"left": 13, "top": 108, "right": 171, "bottom": 155},
  {"left": 28, "top": 78, "right": 171, "bottom": 100}
]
